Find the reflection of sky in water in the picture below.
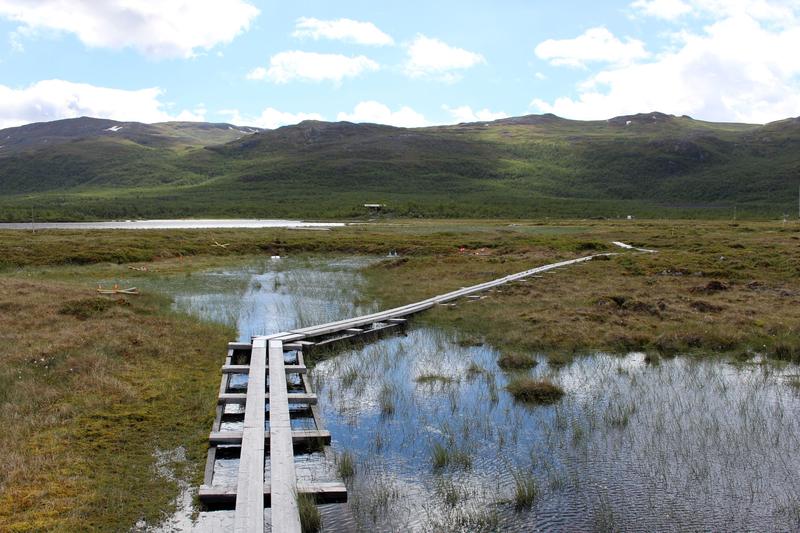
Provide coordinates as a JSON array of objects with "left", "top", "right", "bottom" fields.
[
  {"left": 175, "top": 257, "right": 377, "bottom": 341},
  {"left": 126, "top": 256, "right": 378, "bottom": 342},
  {"left": 313, "top": 329, "right": 800, "bottom": 532}
]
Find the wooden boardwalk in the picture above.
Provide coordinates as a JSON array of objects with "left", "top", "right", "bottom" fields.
[{"left": 198, "top": 251, "right": 613, "bottom": 531}]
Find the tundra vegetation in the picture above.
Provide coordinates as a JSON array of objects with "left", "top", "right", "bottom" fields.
[{"left": 0, "top": 218, "right": 798, "bottom": 530}]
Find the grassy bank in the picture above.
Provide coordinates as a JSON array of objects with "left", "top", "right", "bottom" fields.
[
  {"left": 0, "top": 279, "right": 231, "bottom": 531},
  {"left": 360, "top": 220, "right": 800, "bottom": 361}
]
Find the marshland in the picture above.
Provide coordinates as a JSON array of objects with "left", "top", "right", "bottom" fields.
[{"left": 1, "top": 219, "right": 799, "bottom": 532}]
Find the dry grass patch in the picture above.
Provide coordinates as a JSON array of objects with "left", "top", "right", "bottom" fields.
[
  {"left": 0, "top": 277, "right": 231, "bottom": 532},
  {"left": 506, "top": 378, "right": 564, "bottom": 404}
]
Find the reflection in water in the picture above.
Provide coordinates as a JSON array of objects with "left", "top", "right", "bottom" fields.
[
  {"left": 146, "top": 257, "right": 375, "bottom": 532},
  {"left": 147, "top": 258, "right": 800, "bottom": 532},
  {"left": 314, "top": 329, "right": 800, "bottom": 532}
]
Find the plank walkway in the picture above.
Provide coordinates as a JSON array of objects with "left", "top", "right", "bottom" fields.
[{"left": 199, "top": 250, "right": 616, "bottom": 531}]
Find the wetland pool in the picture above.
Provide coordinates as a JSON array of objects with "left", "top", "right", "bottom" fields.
[{"left": 137, "top": 257, "right": 800, "bottom": 532}]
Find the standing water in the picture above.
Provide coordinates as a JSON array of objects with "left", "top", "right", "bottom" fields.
[{"left": 142, "top": 257, "right": 800, "bottom": 532}]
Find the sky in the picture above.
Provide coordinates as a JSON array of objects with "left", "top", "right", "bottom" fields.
[{"left": 0, "top": 0, "right": 799, "bottom": 129}]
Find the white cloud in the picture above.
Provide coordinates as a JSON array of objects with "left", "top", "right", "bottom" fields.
[
  {"left": 403, "top": 35, "right": 485, "bottom": 81},
  {"left": 0, "top": 79, "right": 204, "bottom": 129},
  {"left": 0, "top": 0, "right": 259, "bottom": 58},
  {"left": 254, "top": 51, "right": 379, "bottom": 84},
  {"left": 535, "top": 27, "right": 649, "bottom": 68},
  {"left": 443, "top": 105, "right": 508, "bottom": 123},
  {"left": 531, "top": 14, "right": 800, "bottom": 123},
  {"left": 219, "top": 108, "right": 323, "bottom": 129},
  {"left": 292, "top": 17, "right": 393, "bottom": 46},
  {"left": 631, "top": 0, "right": 693, "bottom": 19},
  {"left": 337, "top": 101, "right": 428, "bottom": 127},
  {"left": 633, "top": 0, "right": 799, "bottom": 23}
]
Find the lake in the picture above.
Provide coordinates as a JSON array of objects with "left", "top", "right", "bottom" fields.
[{"left": 0, "top": 219, "right": 345, "bottom": 230}]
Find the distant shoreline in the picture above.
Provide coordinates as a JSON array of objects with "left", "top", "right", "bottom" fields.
[{"left": 0, "top": 219, "right": 346, "bottom": 230}]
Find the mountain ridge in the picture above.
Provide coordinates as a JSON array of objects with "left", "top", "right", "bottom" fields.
[{"left": 0, "top": 112, "right": 797, "bottom": 221}]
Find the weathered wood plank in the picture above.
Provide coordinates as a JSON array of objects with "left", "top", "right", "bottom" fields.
[
  {"left": 198, "top": 481, "right": 348, "bottom": 505},
  {"left": 268, "top": 339, "right": 302, "bottom": 533},
  {"left": 228, "top": 342, "right": 252, "bottom": 350},
  {"left": 208, "top": 429, "right": 331, "bottom": 445},
  {"left": 222, "top": 364, "right": 306, "bottom": 374},
  {"left": 282, "top": 342, "right": 304, "bottom": 350},
  {"left": 218, "top": 392, "right": 318, "bottom": 405},
  {"left": 233, "top": 337, "right": 266, "bottom": 533}
]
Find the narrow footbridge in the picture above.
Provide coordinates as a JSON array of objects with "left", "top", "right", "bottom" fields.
[{"left": 198, "top": 251, "right": 617, "bottom": 531}]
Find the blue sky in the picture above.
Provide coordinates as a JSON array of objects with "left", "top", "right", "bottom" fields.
[{"left": 0, "top": 0, "right": 799, "bottom": 128}]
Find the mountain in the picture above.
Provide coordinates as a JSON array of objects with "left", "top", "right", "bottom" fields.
[
  {"left": 0, "top": 117, "right": 260, "bottom": 154},
  {"left": 0, "top": 113, "right": 798, "bottom": 220}
]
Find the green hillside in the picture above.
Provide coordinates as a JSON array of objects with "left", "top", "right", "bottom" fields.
[{"left": 0, "top": 113, "right": 798, "bottom": 220}]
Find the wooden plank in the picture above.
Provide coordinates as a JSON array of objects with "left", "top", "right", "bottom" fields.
[
  {"left": 208, "top": 429, "right": 331, "bottom": 445},
  {"left": 268, "top": 339, "right": 302, "bottom": 533},
  {"left": 233, "top": 337, "right": 266, "bottom": 533},
  {"left": 205, "top": 347, "right": 233, "bottom": 487},
  {"left": 228, "top": 342, "right": 252, "bottom": 350},
  {"left": 218, "top": 392, "right": 318, "bottom": 405},
  {"left": 198, "top": 482, "right": 348, "bottom": 505},
  {"left": 282, "top": 342, "right": 304, "bottom": 351},
  {"left": 222, "top": 364, "right": 306, "bottom": 374}
]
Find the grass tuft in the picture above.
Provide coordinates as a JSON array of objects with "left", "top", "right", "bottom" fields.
[
  {"left": 506, "top": 378, "right": 564, "bottom": 404},
  {"left": 431, "top": 442, "right": 472, "bottom": 470},
  {"left": 336, "top": 450, "right": 356, "bottom": 480},
  {"left": 511, "top": 469, "right": 538, "bottom": 510},
  {"left": 297, "top": 492, "right": 322, "bottom": 533},
  {"left": 415, "top": 373, "right": 456, "bottom": 385},
  {"left": 498, "top": 351, "right": 538, "bottom": 370}
]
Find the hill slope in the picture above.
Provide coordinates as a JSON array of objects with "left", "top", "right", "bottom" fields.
[{"left": 0, "top": 113, "right": 798, "bottom": 220}]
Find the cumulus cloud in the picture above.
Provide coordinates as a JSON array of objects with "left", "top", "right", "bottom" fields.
[
  {"left": 219, "top": 108, "right": 323, "bottom": 129},
  {"left": 531, "top": 14, "right": 800, "bottom": 123},
  {"left": 0, "top": 0, "right": 258, "bottom": 58},
  {"left": 443, "top": 105, "right": 508, "bottom": 123},
  {"left": 0, "top": 79, "right": 204, "bottom": 128},
  {"left": 249, "top": 51, "right": 379, "bottom": 84},
  {"left": 633, "top": 0, "right": 799, "bottom": 22},
  {"left": 535, "top": 27, "right": 649, "bottom": 68},
  {"left": 337, "top": 101, "right": 428, "bottom": 127},
  {"left": 631, "top": 0, "right": 693, "bottom": 19},
  {"left": 292, "top": 17, "right": 393, "bottom": 46},
  {"left": 403, "top": 35, "right": 485, "bottom": 81}
]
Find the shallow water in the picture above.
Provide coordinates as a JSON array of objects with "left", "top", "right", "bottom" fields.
[
  {"left": 0, "top": 218, "right": 344, "bottom": 230},
  {"left": 147, "top": 258, "right": 800, "bottom": 532},
  {"left": 314, "top": 331, "right": 800, "bottom": 532}
]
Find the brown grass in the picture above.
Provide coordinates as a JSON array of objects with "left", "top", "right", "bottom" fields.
[
  {"left": 361, "top": 220, "right": 800, "bottom": 361},
  {"left": 506, "top": 378, "right": 565, "bottom": 404},
  {"left": 497, "top": 351, "right": 538, "bottom": 370},
  {"left": 0, "top": 278, "right": 231, "bottom": 531}
]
